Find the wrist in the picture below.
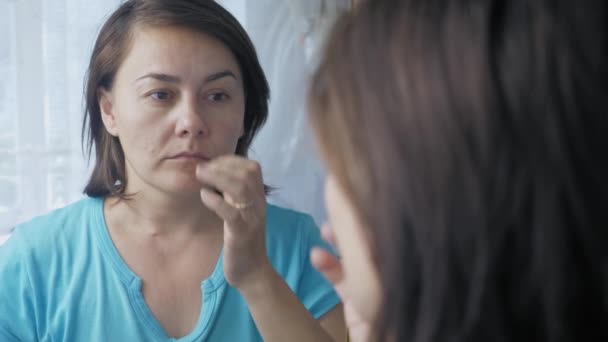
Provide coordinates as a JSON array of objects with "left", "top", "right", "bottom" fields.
[{"left": 237, "top": 261, "right": 282, "bottom": 300}]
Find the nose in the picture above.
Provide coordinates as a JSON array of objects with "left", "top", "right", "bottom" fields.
[{"left": 175, "top": 98, "right": 208, "bottom": 138}]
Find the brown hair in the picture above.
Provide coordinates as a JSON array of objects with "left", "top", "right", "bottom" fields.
[
  {"left": 310, "top": 0, "right": 608, "bottom": 341},
  {"left": 82, "top": 0, "right": 269, "bottom": 198}
]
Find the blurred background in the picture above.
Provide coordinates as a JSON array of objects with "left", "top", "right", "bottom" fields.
[{"left": 0, "top": 0, "right": 351, "bottom": 243}]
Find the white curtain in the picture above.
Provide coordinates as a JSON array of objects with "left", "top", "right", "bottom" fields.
[
  {"left": 240, "top": 0, "right": 349, "bottom": 224},
  {"left": 0, "top": 0, "right": 348, "bottom": 243},
  {"left": 0, "top": 0, "right": 122, "bottom": 242}
]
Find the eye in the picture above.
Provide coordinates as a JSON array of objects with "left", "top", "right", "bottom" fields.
[
  {"left": 207, "top": 92, "right": 230, "bottom": 102},
  {"left": 149, "top": 90, "right": 173, "bottom": 101}
]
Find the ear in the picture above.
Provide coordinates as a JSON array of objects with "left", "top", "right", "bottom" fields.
[{"left": 98, "top": 88, "right": 119, "bottom": 137}]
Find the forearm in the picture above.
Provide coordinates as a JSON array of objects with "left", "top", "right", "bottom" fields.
[{"left": 239, "top": 265, "right": 335, "bottom": 342}]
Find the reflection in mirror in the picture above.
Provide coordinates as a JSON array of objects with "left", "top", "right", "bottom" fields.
[{"left": 0, "top": 1, "right": 349, "bottom": 341}]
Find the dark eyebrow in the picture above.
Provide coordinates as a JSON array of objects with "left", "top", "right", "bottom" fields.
[
  {"left": 205, "top": 70, "right": 237, "bottom": 83},
  {"left": 135, "top": 73, "right": 181, "bottom": 83},
  {"left": 135, "top": 70, "right": 237, "bottom": 84}
]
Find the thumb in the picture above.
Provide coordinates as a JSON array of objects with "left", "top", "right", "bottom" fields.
[{"left": 310, "top": 247, "right": 344, "bottom": 286}]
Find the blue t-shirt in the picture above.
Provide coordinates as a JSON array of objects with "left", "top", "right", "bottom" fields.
[{"left": 0, "top": 197, "right": 339, "bottom": 341}]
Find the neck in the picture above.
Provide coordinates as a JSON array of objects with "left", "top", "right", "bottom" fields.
[{"left": 106, "top": 188, "right": 221, "bottom": 238}]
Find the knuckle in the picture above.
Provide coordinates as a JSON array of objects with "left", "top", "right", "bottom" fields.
[
  {"left": 226, "top": 210, "right": 241, "bottom": 222},
  {"left": 245, "top": 163, "right": 261, "bottom": 179},
  {"left": 241, "top": 160, "right": 255, "bottom": 172},
  {"left": 236, "top": 169, "right": 249, "bottom": 181},
  {"left": 237, "top": 185, "right": 249, "bottom": 197},
  {"left": 249, "top": 161, "right": 261, "bottom": 173}
]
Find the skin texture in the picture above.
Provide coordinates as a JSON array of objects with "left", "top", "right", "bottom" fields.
[
  {"left": 311, "top": 174, "right": 383, "bottom": 342},
  {"left": 99, "top": 25, "right": 345, "bottom": 340}
]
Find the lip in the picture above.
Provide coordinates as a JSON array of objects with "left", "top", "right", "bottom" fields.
[{"left": 167, "top": 152, "right": 210, "bottom": 161}]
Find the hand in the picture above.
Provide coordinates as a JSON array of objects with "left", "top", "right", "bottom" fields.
[
  {"left": 196, "top": 155, "right": 272, "bottom": 290},
  {"left": 311, "top": 224, "right": 372, "bottom": 342}
]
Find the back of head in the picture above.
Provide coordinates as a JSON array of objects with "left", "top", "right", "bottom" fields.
[{"left": 310, "top": 0, "right": 608, "bottom": 341}]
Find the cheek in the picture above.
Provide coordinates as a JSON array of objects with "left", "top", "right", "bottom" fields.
[
  {"left": 324, "top": 178, "right": 362, "bottom": 263},
  {"left": 212, "top": 113, "right": 245, "bottom": 145},
  {"left": 114, "top": 106, "right": 147, "bottom": 139},
  {"left": 324, "top": 178, "right": 355, "bottom": 236},
  {"left": 210, "top": 122, "right": 242, "bottom": 154},
  {"left": 340, "top": 220, "right": 383, "bottom": 321},
  {"left": 121, "top": 135, "right": 161, "bottom": 167},
  {"left": 225, "top": 97, "right": 246, "bottom": 137},
  {"left": 115, "top": 115, "right": 166, "bottom": 160},
  {"left": 140, "top": 138, "right": 161, "bottom": 156},
  {"left": 324, "top": 177, "right": 383, "bottom": 318},
  {"left": 223, "top": 118, "right": 245, "bottom": 139}
]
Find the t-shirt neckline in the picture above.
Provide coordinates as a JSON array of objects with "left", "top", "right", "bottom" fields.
[{"left": 89, "top": 196, "right": 227, "bottom": 341}]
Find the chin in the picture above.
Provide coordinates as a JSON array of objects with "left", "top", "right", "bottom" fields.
[
  {"left": 174, "top": 182, "right": 203, "bottom": 194},
  {"left": 160, "top": 175, "right": 202, "bottom": 195}
]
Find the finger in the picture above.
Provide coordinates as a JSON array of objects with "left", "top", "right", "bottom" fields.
[
  {"left": 310, "top": 247, "right": 344, "bottom": 285},
  {"left": 320, "top": 223, "right": 337, "bottom": 246},
  {"left": 310, "top": 247, "right": 340, "bottom": 272},
  {"left": 197, "top": 164, "right": 249, "bottom": 201},
  {"left": 196, "top": 157, "right": 263, "bottom": 204},
  {"left": 200, "top": 187, "right": 241, "bottom": 224},
  {"left": 214, "top": 157, "right": 265, "bottom": 197},
  {"left": 200, "top": 184, "right": 222, "bottom": 196},
  {"left": 210, "top": 159, "right": 265, "bottom": 223}
]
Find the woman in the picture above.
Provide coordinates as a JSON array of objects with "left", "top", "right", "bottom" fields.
[
  {"left": 310, "top": 0, "right": 608, "bottom": 341},
  {"left": 0, "top": 1, "right": 345, "bottom": 341}
]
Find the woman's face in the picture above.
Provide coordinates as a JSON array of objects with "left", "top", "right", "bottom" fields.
[
  {"left": 324, "top": 174, "right": 383, "bottom": 321},
  {"left": 99, "top": 25, "right": 246, "bottom": 196}
]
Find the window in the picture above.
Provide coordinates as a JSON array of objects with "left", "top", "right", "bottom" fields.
[
  {"left": 0, "top": 0, "right": 121, "bottom": 236},
  {"left": 0, "top": 1, "right": 18, "bottom": 233}
]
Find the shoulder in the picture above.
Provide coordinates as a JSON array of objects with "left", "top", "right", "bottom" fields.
[
  {"left": 263, "top": 203, "right": 340, "bottom": 318},
  {"left": 265, "top": 203, "right": 320, "bottom": 247},
  {"left": 0, "top": 197, "right": 101, "bottom": 263},
  {"left": 264, "top": 203, "right": 328, "bottom": 272},
  {"left": 266, "top": 203, "right": 319, "bottom": 235},
  {"left": 0, "top": 197, "right": 102, "bottom": 340}
]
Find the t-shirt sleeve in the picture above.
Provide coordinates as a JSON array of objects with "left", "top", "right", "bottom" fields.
[
  {"left": 295, "top": 214, "right": 342, "bottom": 320},
  {"left": 0, "top": 230, "right": 38, "bottom": 341}
]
